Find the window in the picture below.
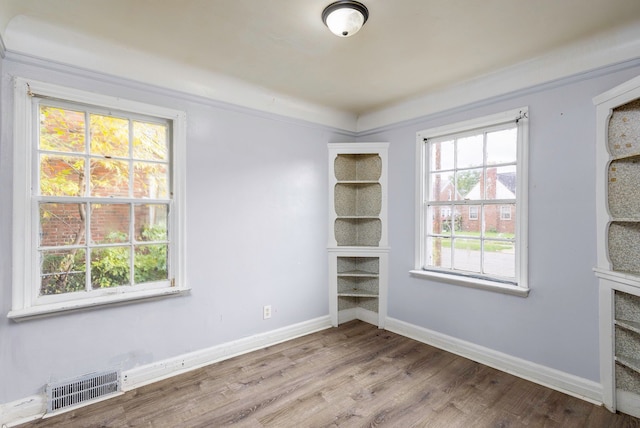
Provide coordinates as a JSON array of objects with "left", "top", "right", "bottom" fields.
[
  {"left": 468, "top": 206, "right": 479, "bottom": 220},
  {"left": 10, "top": 78, "right": 188, "bottom": 319},
  {"left": 500, "top": 205, "right": 512, "bottom": 220},
  {"left": 412, "top": 108, "right": 529, "bottom": 296}
]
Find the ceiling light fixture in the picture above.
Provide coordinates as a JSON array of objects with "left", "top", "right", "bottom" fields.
[{"left": 322, "top": 1, "right": 369, "bottom": 38}]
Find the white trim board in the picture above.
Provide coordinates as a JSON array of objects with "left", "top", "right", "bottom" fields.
[
  {"left": 385, "top": 317, "right": 602, "bottom": 405},
  {"left": 0, "top": 316, "right": 332, "bottom": 428}
]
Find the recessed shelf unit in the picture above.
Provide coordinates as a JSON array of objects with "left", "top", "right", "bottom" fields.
[
  {"left": 328, "top": 143, "right": 389, "bottom": 328},
  {"left": 595, "top": 75, "right": 640, "bottom": 418}
]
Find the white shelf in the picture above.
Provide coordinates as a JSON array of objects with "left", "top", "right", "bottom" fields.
[
  {"left": 337, "top": 270, "right": 378, "bottom": 277},
  {"left": 616, "top": 319, "right": 640, "bottom": 336},
  {"left": 336, "top": 180, "right": 379, "bottom": 185},
  {"left": 338, "top": 290, "right": 379, "bottom": 298},
  {"left": 616, "top": 355, "right": 640, "bottom": 376}
]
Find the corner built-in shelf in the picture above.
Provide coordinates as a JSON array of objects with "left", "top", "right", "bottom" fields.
[
  {"left": 596, "top": 75, "right": 640, "bottom": 418},
  {"left": 328, "top": 143, "right": 389, "bottom": 328}
]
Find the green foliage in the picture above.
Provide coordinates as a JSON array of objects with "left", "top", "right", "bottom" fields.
[
  {"left": 41, "top": 251, "right": 86, "bottom": 295},
  {"left": 38, "top": 105, "right": 171, "bottom": 296},
  {"left": 455, "top": 170, "right": 481, "bottom": 197},
  {"left": 134, "top": 225, "right": 168, "bottom": 284}
]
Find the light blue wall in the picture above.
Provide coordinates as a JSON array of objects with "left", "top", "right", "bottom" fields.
[
  {"left": 2, "top": 48, "right": 640, "bottom": 405},
  {"left": 0, "top": 55, "right": 353, "bottom": 403},
  {"left": 360, "top": 61, "right": 640, "bottom": 381}
]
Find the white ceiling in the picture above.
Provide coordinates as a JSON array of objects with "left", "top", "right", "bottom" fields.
[{"left": 1, "top": 0, "right": 640, "bottom": 124}]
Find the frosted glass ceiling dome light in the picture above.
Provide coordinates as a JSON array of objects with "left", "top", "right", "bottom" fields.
[{"left": 322, "top": 1, "right": 369, "bottom": 37}]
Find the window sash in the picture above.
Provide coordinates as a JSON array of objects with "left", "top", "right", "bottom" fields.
[
  {"left": 414, "top": 107, "right": 528, "bottom": 293},
  {"left": 10, "top": 77, "right": 188, "bottom": 319}
]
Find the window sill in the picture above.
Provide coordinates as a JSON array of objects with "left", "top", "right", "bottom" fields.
[
  {"left": 409, "top": 270, "right": 530, "bottom": 297},
  {"left": 7, "top": 287, "right": 191, "bottom": 321}
]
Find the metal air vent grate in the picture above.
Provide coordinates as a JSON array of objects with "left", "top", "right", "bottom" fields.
[{"left": 46, "top": 370, "right": 120, "bottom": 413}]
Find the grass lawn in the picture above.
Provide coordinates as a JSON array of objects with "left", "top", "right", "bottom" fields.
[{"left": 437, "top": 231, "right": 514, "bottom": 252}]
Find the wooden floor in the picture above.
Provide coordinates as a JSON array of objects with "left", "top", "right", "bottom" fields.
[{"left": 20, "top": 320, "right": 640, "bottom": 427}]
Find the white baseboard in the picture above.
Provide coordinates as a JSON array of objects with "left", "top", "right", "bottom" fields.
[
  {"left": 385, "top": 317, "right": 603, "bottom": 404},
  {"left": 0, "top": 316, "right": 332, "bottom": 427},
  {"left": 2, "top": 315, "right": 605, "bottom": 427},
  {"left": 122, "top": 315, "right": 332, "bottom": 391}
]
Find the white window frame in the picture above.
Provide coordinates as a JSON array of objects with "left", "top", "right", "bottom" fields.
[
  {"left": 9, "top": 77, "right": 189, "bottom": 320},
  {"left": 411, "top": 107, "right": 529, "bottom": 297}
]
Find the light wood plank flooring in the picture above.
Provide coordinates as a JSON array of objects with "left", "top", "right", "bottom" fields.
[{"left": 19, "top": 320, "right": 640, "bottom": 427}]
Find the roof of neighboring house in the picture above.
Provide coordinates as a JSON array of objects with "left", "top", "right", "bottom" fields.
[{"left": 464, "top": 172, "right": 516, "bottom": 200}]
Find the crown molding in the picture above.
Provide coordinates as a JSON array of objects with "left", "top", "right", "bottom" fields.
[
  {"left": 4, "top": 14, "right": 640, "bottom": 134},
  {"left": 357, "top": 20, "right": 640, "bottom": 132},
  {"left": 3, "top": 15, "right": 358, "bottom": 132}
]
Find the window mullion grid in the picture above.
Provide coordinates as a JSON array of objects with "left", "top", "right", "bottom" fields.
[
  {"left": 128, "top": 120, "right": 135, "bottom": 287},
  {"left": 451, "top": 137, "right": 458, "bottom": 270},
  {"left": 82, "top": 111, "right": 91, "bottom": 292},
  {"left": 480, "top": 132, "right": 488, "bottom": 275}
]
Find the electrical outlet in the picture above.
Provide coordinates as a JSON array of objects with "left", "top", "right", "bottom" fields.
[{"left": 263, "top": 305, "right": 272, "bottom": 319}]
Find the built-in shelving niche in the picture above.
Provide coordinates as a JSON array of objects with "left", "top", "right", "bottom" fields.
[
  {"left": 615, "top": 291, "right": 640, "bottom": 396},
  {"left": 608, "top": 99, "right": 640, "bottom": 159},
  {"left": 334, "top": 153, "right": 383, "bottom": 247},
  {"left": 334, "top": 154, "right": 382, "bottom": 182},
  {"left": 596, "top": 75, "right": 640, "bottom": 419},
  {"left": 329, "top": 143, "right": 388, "bottom": 328},
  {"left": 337, "top": 256, "right": 379, "bottom": 314}
]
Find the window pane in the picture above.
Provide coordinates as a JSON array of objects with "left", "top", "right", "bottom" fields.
[
  {"left": 456, "top": 207, "right": 481, "bottom": 236},
  {"left": 40, "top": 106, "right": 85, "bottom": 153},
  {"left": 486, "top": 128, "right": 517, "bottom": 165},
  {"left": 91, "top": 203, "right": 130, "bottom": 244},
  {"left": 133, "top": 162, "right": 169, "bottom": 198},
  {"left": 90, "top": 158, "right": 130, "bottom": 197},
  {"left": 135, "top": 204, "right": 168, "bottom": 242},
  {"left": 484, "top": 204, "right": 516, "bottom": 236},
  {"left": 485, "top": 166, "right": 516, "bottom": 200},
  {"left": 427, "top": 206, "right": 454, "bottom": 235},
  {"left": 91, "top": 246, "right": 130, "bottom": 289},
  {"left": 456, "top": 168, "right": 482, "bottom": 199},
  {"left": 456, "top": 134, "right": 483, "bottom": 168},
  {"left": 426, "top": 236, "right": 451, "bottom": 269},
  {"left": 430, "top": 140, "right": 454, "bottom": 171},
  {"left": 40, "top": 203, "right": 86, "bottom": 246},
  {"left": 452, "top": 238, "right": 481, "bottom": 273},
  {"left": 133, "top": 121, "right": 168, "bottom": 161},
  {"left": 429, "top": 172, "right": 454, "bottom": 201},
  {"left": 40, "top": 249, "right": 86, "bottom": 295},
  {"left": 90, "top": 114, "right": 129, "bottom": 157},
  {"left": 40, "top": 154, "right": 85, "bottom": 196},
  {"left": 484, "top": 240, "right": 515, "bottom": 278},
  {"left": 134, "top": 244, "right": 168, "bottom": 284}
]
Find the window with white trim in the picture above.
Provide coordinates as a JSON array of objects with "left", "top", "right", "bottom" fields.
[
  {"left": 10, "top": 78, "right": 188, "bottom": 319},
  {"left": 413, "top": 108, "right": 529, "bottom": 296}
]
